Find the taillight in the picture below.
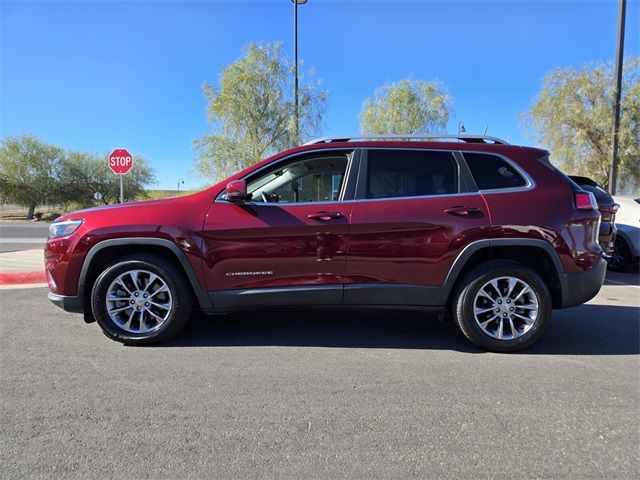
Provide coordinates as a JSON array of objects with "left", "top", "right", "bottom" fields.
[
  {"left": 600, "top": 204, "right": 619, "bottom": 214},
  {"left": 575, "top": 191, "right": 598, "bottom": 210}
]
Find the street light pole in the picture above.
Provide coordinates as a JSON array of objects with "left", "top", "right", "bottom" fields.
[
  {"left": 609, "top": 0, "right": 626, "bottom": 194},
  {"left": 292, "top": 0, "right": 307, "bottom": 145}
]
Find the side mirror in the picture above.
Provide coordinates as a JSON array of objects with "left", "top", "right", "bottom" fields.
[{"left": 226, "top": 180, "right": 248, "bottom": 203}]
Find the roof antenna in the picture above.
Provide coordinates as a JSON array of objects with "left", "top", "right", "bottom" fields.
[{"left": 483, "top": 125, "right": 489, "bottom": 135}]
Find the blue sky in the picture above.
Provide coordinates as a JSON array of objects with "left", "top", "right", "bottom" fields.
[{"left": 2, "top": 0, "right": 639, "bottom": 190}]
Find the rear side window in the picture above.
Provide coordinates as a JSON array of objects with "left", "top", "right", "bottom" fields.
[
  {"left": 464, "top": 152, "right": 527, "bottom": 190},
  {"left": 366, "top": 150, "right": 458, "bottom": 199}
]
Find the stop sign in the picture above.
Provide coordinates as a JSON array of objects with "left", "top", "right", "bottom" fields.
[{"left": 108, "top": 149, "right": 133, "bottom": 175}]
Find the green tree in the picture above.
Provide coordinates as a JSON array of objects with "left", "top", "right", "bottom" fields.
[
  {"left": 194, "top": 42, "right": 328, "bottom": 181},
  {"left": 55, "top": 151, "right": 94, "bottom": 207},
  {"left": 59, "top": 151, "right": 156, "bottom": 207},
  {"left": 359, "top": 79, "right": 452, "bottom": 135},
  {"left": 0, "top": 134, "right": 157, "bottom": 216},
  {"left": 0, "top": 134, "right": 64, "bottom": 218},
  {"left": 523, "top": 58, "right": 640, "bottom": 191}
]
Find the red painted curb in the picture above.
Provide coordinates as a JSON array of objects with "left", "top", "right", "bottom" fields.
[{"left": 0, "top": 271, "right": 47, "bottom": 285}]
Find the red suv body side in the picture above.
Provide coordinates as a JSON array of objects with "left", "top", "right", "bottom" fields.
[{"left": 45, "top": 141, "right": 605, "bottom": 327}]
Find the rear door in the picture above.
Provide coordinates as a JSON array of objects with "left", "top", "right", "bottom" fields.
[{"left": 344, "top": 148, "right": 490, "bottom": 305}]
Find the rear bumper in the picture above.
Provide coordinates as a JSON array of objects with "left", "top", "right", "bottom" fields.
[
  {"left": 48, "top": 291, "right": 84, "bottom": 314},
  {"left": 558, "top": 256, "right": 607, "bottom": 308},
  {"left": 599, "top": 221, "right": 616, "bottom": 255}
]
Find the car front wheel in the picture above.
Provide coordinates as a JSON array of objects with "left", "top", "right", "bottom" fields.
[
  {"left": 91, "top": 254, "right": 193, "bottom": 345},
  {"left": 453, "top": 260, "right": 552, "bottom": 352}
]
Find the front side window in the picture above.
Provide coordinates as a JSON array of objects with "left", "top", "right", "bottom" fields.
[
  {"left": 463, "top": 152, "right": 527, "bottom": 190},
  {"left": 247, "top": 154, "right": 349, "bottom": 203},
  {"left": 366, "top": 150, "right": 458, "bottom": 200}
]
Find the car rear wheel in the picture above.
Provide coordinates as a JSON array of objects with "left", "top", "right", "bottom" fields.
[
  {"left": 91, "top": 254, "right": 193, "bottom": 345},
  {"left": 452, "top": 260, "right": 552, "bottom": 352},
  {"left": 607, "top": 236, "right": 633, "bottom": 272}
]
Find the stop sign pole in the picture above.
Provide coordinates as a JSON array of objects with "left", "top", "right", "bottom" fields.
[{"left": 108, "top": 149, "right": 134, "bottom": 203}]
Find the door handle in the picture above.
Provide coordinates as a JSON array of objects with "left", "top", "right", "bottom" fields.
[
  {"left": 443, "top": 206, "right": 481, "bottom": 216},
  {"left": 308, "top": 211, "right": 343, "bottom": 221}
]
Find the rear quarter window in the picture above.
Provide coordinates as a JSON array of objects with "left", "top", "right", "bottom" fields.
[{"left": 463, "top": 152, "right": 527, "bottom": 190}]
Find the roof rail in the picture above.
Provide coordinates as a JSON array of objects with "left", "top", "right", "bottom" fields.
[{"left": 303, "top": 134, "right": 510, "bottom": 146}]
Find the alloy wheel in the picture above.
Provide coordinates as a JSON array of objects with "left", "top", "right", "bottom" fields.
[
  {"left": 105, "top": 269, "right": 173, "bottom": 334},
  {"left": 473, "top": 276, "right": 539, "bottom": 340}
]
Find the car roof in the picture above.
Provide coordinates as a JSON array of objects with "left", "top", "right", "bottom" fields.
[
  {"left": 206, "top": 139, "right": 548, "bottom": 196},
  {"left": 280, "top": 140, "right": 547, "bottom": 159}
]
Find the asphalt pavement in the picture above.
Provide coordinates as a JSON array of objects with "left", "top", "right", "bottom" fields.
[
  {"left": 0, "top": 221, "right": 49, "bottom": 253},
  {"left": 1, "top": 273, "right": 638, "bottom": 479}
]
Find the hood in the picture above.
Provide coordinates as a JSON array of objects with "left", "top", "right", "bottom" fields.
[{"left": 56, "top": 191, "right": 213, "bottom": 223}]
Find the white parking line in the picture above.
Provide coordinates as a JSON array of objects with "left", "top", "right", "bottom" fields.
[{"left": 605, "top": 279, "right": 640, "bottom": 289}]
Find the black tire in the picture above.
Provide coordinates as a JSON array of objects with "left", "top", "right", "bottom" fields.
[
  {"left": 91, "top": 254, "right": 193, "bottom": 345},
  {"left": 452, "top": 260, "right": 552, "bottom": 352},
  {"left": 607, "top": 236, "right": 633, "bottom": 272}
]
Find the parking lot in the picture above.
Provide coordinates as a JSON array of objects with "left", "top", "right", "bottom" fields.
[
  {"left": 1, "top": 267, "right": 638, "bottom": 479},
  {"left": 0, "top": 223, "right": 639, "bottom": 479},
  {"left": 0, "top": 221, "right": 48, "bottom": 253}
]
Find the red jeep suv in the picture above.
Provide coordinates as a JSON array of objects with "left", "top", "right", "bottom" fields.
[{"left": 45, "top": 135, "right": 606, "bottom": 352}]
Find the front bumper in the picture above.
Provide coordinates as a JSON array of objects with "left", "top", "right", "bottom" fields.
[
  {"left": 48, "top": 291, "right": 84, "bottom": 313},
  {"left": 558, "top": 255, "right": 607, "bottom": 308}
]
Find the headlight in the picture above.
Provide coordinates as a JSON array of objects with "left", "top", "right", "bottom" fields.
[{"left": 49, "top": 220, "right": 83, "bottom": 238}]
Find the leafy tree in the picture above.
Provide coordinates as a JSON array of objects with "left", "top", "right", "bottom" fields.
[
  {"left": 91, "top": 154, "right": 156, "bottom": 205},
  {"left": 0, "top": 134, "right": 157, "bottom": 216},
  {"left": 523, "top": 58, "right": 640, "bottom": 191},
  {"left": 58, "top": 151, "right": 156, "bottom": 207},
  {"left": 359, "top": 79, "right": 452, "bottom": 135},
  {"left": 55, "top": 151, "right": 94, "bottom": 207},
  {"left": 0, "top": 135, "right": 64, "bottom": 218},
  {"left": 194, "top": 42, "right": 328, "bottom": 181}
]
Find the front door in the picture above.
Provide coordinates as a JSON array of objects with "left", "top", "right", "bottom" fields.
[
  {"left": 201, "top": 150, "right": 357, "bottom": 308},
  {"left": 344, "top": 148, "right": 490, "bottom": 305}
]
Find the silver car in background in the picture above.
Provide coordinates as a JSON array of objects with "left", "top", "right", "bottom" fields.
[{"left": 609, "top": 196, "right": 640, "bottom": 271}]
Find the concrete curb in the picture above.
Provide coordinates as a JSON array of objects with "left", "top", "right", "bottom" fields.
[
  {"left": 0, "top": 249, "right": 46, "bottom": 286},
  {"left": 0, "top": 271, "right": 47, "bottom": 285},
  {"left": 0, "top": 283, "right": 48, "bottom": 290}
]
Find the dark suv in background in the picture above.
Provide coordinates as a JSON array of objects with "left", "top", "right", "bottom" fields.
[
  {"left": 569, "top": 175, "right": 618, "bottom": 255},
  {"left": 45, "top": 135, "right": 606, "bottom": 352}
]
